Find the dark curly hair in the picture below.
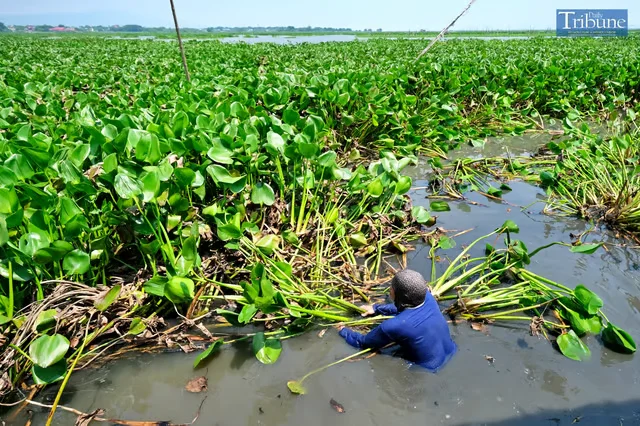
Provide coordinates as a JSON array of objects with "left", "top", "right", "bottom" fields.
[{"left": 391, "top": 269, "right": 429, "bottom": 312}]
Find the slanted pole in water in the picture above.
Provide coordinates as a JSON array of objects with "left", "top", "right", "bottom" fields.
[
  {"left": 415, "top": 0, "right": 477, "bottom": 61},
  {"left": 169, "top": 0, "right": 191, "bottom": 81}
]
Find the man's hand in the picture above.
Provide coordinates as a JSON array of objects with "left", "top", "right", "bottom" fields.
[{"left": 360, "top": 304, "right": 375, "bottom": 317}]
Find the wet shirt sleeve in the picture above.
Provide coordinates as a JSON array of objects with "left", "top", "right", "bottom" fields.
[
  {"left": 339, "top": 322, "right": 395, "bottom": 349},
  {"left": 373, "top": 303, "right": 398, "bottom": 316}
]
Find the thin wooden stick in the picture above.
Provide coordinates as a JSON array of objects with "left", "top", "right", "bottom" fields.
[
  {"left": 13, "top": 398, "right": 206, "bottom": 425},
  {"left": 415, "top": 0, "right": 477, "bottom": 61},
  {"left": 169, "top": 0, "right": 191, "bottom": 81}
]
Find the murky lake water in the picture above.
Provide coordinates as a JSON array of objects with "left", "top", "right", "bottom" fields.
[{"left": 4, "top": 133, "right": 639, "bottom": 425}]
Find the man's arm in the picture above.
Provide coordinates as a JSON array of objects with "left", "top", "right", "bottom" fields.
[
  {"left": 373, "top": 303, "right": 398, "bottom": 316},
  {"left": 339, "top": 323, "right": 395, "bottom": 349}
]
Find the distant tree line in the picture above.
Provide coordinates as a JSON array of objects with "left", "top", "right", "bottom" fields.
[{"left": 205, "top": 26, "right": 354, "bottom": 33}]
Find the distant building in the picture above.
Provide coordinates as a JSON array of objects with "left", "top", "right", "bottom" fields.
[
  {"left": 26, "top": 25, "right": 35, "bottom": 32},
  {"left": 8, "top": 25, "right": 15, "bottom": 32},
  {"left": 50, "top": 26, "right": 76, "bottom": 32}
]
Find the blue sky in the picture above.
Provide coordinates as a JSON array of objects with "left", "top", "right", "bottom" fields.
[{"left": 0, "top": 0, "right": 637, "bottom": 30}]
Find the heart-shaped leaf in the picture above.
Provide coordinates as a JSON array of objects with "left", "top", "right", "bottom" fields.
[
  {"left": 29, "top": 334, "right": 70, "bottom": 368},
  {"left": 499, "top": 220, "right": 519, "bottom": 233},
  {"left": 32, "top": 360, "right": 67, "bottom": 385},
  {"left": 394, "top": 176, "right": 412, "bottom": 195},
  {"left": 252, "top": 332, "right": 282, "bottom": 365},
  {"left": 165, "top": 276, "right": 195, "bottom": 303},
  {"left": 349, "top": 232, "right": 367, "bottom": 248},
  {"left": 411, "top": 206, "right": 431, "bottom": 224},
  {"left": 63, "top": 249, "right": 91, "bottom": 275},
  {"left": 287, "top": 380, "right": 306, "bottom": 395},
  {"left": 367, "top": 178, "right": 384, "bottom": 197},
  {"left": 251, "top": 182, "right": 276, "bottom": 206},
  {"left": 238, "top": 304, "right": 258, "bottom": 324},
  {"left": 602, "top": 323, "right": 636, "bottom": 354},
  {"left": 557, "top": 330, "right": 591, "bottom": 361},
  {"left": 573, "top": 285, "right": 603, "bottom": 315},
  {"left": 34, "top": 309, "right": 58, "bottom": 333},
  {"left": 114, "top": 173, "right": 143, "bottom": 199},
  {"left": 255, "top": 234, "right": 280, "bottom": 255}
]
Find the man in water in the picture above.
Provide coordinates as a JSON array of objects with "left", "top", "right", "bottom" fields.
[{"left": 338, "top": 269, "right": 457, "bottom": 372}]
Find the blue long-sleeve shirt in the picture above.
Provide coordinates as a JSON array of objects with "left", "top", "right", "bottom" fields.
[{"left": 339, "top": 292, "right": 457, "bottom": 372}]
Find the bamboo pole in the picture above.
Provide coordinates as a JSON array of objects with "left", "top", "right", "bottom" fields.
[
  {"left": 415, "top": 0, "right": 477, "bottom": 61},
  {"left": 169, "top": 0, "right": 191, "bottom": 81}
]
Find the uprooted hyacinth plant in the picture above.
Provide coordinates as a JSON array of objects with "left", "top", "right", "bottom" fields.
[
  {"left": 430, "top": 117, "right": 640, "bottom": 241},
  {"left": 0, "top": 36, "right": 638, "bottom": 400}
]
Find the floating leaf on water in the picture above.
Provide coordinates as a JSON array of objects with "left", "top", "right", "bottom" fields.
[
  {"left": 602, "top": 323, "right": 636, "bottom": 354},
  {"left": 437, "top": 236, "right": 456, "bottom": 250},
  {"left": 569, "top": 243, "right": 602, "bottom": 255},
  {"left": 185, "top": 376, "right": 208, "bottom": 393},
  {"left": 252, "top": 332, "right": 283, "bottom": 365},
  {"left": 29, "top": 334, "right": 70, "bottom": 368},
  {"left": 487, "top": 186, "right": 503, "bottom": 197},
  {"left": 559, "top": 305, "right": 602, "bottom": 336},
  {"left": 572, "top": 285, "right": 603, "bottom": 316},
  {"left": 430, "top": 201, "right": 451, "bottom": 212},
  {"left": 94, "top": 285, "right": 121, "bottom": 312},
  {"left": 193, "top": 339, "right": 223, "bottom": 368},
  {"left": 470, "top": 322, "right": 489, "bottom": 333},
  {"left": 330, "top": 398, "right": 346, "bottom": 413},
  {"left": 287, "top": 380, "right": 306, "bottom": 395},
  {"left": 411, "top": 206, "right": 431, "bottom": 224},
  {"left": 557, "top": 330, "right": 591, "bottom": 361}
]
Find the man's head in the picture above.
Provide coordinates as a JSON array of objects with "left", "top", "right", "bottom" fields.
[{"left": 390, "top": 269, "right": 428, "bottom": 312}]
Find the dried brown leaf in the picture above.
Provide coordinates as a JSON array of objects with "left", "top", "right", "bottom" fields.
[
  {"left": 470, "top": 322, "right": 488, "bottom": 333},
  {"left": 330, "top": 398, "right": 345, "bottom": 413},
  {"left": 185, "top": 376, "right": 208, "bottom": 393}
]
